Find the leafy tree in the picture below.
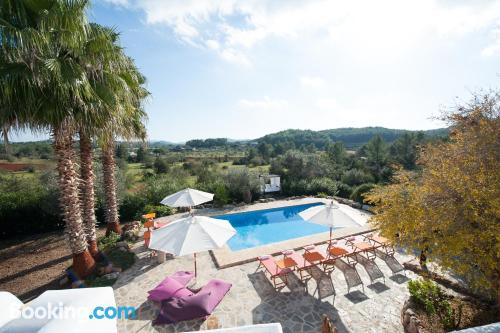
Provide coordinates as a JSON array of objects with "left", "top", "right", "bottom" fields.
[
  {"left": 257, "top": 142, "right": 273, "bottom": 161},
  {"left": 153, "top": 157, "right": 169, "bottom": 174},
  {"left": 366, "top": 93, "right": 500, "bottom": 306},
  {"left": 365, "top": 135, "right": 390, "bottom": 182},
  {"left": 115, "top": 143, "right": 128, "bottom": 159},
  {"left": 136, "top": 146, "right": 147, "bottom": 162},
  {"left": 390, "top": 133, "right": 421, "bottom": 169},
  {"left": 326, "top": 141, "right": 347, "bottom": 165}
]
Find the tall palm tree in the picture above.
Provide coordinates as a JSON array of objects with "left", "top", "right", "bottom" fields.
[
  {"left": 0, "top": 0, "right": 117, "bottom": 277},
  {"left": 75, "top": 24, "right": 130, "bottom": 255},
  {"left": 101, "top": 59, "right": 148, "bottom": 236}
]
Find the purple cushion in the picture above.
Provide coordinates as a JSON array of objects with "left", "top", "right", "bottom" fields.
[
  {"left": 170, "top": 271, "right": 194, "bottom": 286},
  {"left": 147, "top": 277, "right": 193, "bottom": 302},
  {"left": 153, "top": 279, "right": 232, "bottom": 325}
]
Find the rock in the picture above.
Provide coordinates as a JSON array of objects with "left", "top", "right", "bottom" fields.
[
  {"left": 102, "top": 272, "right": 120, "bottom": 280},
  {"left": 362, "top": 204, "right": 372, "bottom": 211}
]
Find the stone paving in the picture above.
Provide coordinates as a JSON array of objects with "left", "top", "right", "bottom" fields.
[{"left": 114, "top": 242, "right": 416, "bottom": 333}]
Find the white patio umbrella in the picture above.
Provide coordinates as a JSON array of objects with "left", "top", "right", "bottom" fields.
[
  {"left": 160, "top": 188, "right": 214, "bottom": 208},
  {"left": 299, "top": 201, "right": 362, "bottom": 243},
  {"left": 149, "top": 215, "right": 236, "bottom": 277}
]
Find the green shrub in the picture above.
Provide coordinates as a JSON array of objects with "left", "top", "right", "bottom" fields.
[
  {"left": 308, "top": 177, "right": 338, "bottom": 196},
  {"left": 119, "top": 194, "right": 146, "bottom": 221},
  {"left": 350, "top": 183, "right": 375, "bottom": 203},
  {"left": 97, "top": 232, "right": 121, "bottom": 252},
  {"left": 143, "top": 204, "right": 173, "bottom": 218},
  {"left": 153, "top": 157, "right": 169, "bottom": 174},
  {"left": 336, "top": 182, "right": 353, "bottom": 198},
  {"left": 212, "top": 182, "right": 230, "bottom": 207},
  {"left": 341, "top": 169, "right": 374, "bottom": 186},
  {"left": 408, "top": 278, "right": 459, "bottom": 330},
  {"left": 0, "top": 172, "right": 62, "bottom": 239}
]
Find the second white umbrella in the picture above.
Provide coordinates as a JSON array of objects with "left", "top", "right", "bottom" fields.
[
  {"left": 160, "top": 188, "right": 214, "bottom": 208},
  {"left": 149, "top": 215, "right": 236, "bottom": 277},
  {"left": 299, "top": 201, "right": 362, "bottom": 242}
]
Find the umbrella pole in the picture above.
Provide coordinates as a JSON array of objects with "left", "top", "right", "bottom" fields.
[
  {"left": 329, "top": 227, "right": 332, "bottom": 245},
  {"left": 194, "top": 253, "right": 197, "bottom": 277}
]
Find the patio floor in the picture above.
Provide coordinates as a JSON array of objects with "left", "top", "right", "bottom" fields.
[{"left": 113, "top": 198, "right": 417, "bottom": 333}]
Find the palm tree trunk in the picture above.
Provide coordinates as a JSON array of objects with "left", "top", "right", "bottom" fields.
[
  {"left": 54, "top": 121, "right": 95, "bottom": 279},
  {"left": 102, "top": 140, "right": 122, "bottom": 236},
  {"left": 79, "top": 130, "right": 99, "bottom": 257},
  {"left": 2, "top": 125, "right": 11, "bottom": 156}
]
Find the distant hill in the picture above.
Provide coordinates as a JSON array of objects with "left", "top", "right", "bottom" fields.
[{"left": 257, "top": 127, "right": 448, "bottom": 149}]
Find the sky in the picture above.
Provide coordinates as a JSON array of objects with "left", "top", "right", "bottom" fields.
[{"left": 13, "top": 0, "right": 500, "bottom": 142}]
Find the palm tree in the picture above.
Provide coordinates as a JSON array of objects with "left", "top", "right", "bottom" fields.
[
  {"left": 101, "top": 59, "right": 148, "bottom": 236},
  {"left": 0, "top": 0, "right": 116, "bottom": 278}
]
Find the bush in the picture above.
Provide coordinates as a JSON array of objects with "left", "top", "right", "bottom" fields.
[
  {"left": 0, "top": 172, "right": 62, "bottom": 239},
  {"left": 224, "top": 168, "right": 261, "bottom": 203},
  {"left": 350, "top": 183, "right": 375, "bottom": 203},
  {"left": 97, "top": 232, "right": 121, "bottom": 252},
  {"left": 212, "top": 182, "right": 230, "bottom": 207},
  {"left": 341, "top": 169, "right": 374, "bottom": 186},
  {"left": 336, "top": 182, "right": 353, "bottom": 198},
  {"left": 153, "top": 157, "right": 169, "bottom": 174},
  {"left": 119, "top": 194, "right": 146, "bottom": 221},
  {"left": 308, "top": 177, "right": 338, "bottom": 196},
  {"left": 408, "top": 279, "right": 458, "bottom": 330},
  {"left": 143, "top": 204, "right": 173, "bottom": 218}
]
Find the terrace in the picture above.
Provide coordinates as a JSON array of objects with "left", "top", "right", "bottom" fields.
[{"left": 113, "top": 198, "right": 415, "bottom": 332}]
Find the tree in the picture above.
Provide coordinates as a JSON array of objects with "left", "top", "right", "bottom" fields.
[
  {"left": 390, "top": 133, "right": 419, "bottom": 169},
  {"left": 100, "top": 61, "right": 148, "bottom": 236},
  {"left": 366, "top": 93, "right": 500, "bottom": 306},
  {"left": 136, "top": 145, "right": 147, "bottom": 162},
  {"left": 153, "top": 157, "right": 168, "bottom": 174},
  {"left": 115, "top": 143, "right": 128, "bottom": 159},
  {"left": 0, "top": 0, "right": 98, "bottom": 277},
  {"left": 365, "top": 135, "right": 390, "bottom": 182},
  {"left": 76, "top": 24, "right": 139, "bottom": 256},
  {"left": 326, "top": 141, "right": 347, "bottom": 166}
]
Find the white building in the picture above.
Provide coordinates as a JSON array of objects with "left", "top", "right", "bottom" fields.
[{"left": 259, "top": 174, "right": 281, "bottom": 193}]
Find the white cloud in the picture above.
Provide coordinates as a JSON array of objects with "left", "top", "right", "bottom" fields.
[
  {"left": 109, "top": 0, "right": 500, "bottom": 65},
  {"left": 238, "top": 97, "right": 288, "bottom": 110},
  {"left": 482, "top": 29, "right": 500, "bottom": 56},
  {"left": 301, "top": 76, "right": 326, "bottom": 88},
  {"left": 315, "top": 98, "right": 337, "bottom": 110}
]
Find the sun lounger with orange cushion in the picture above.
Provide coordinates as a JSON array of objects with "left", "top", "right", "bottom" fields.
[
  {"left": 257, "top": 255, "right": 292, "bottom": 289},
  {"left": 327, "top": 240, "right": 358, "bottom": 266},
  {"left": 303, "top": 245, "right": 336, "bottom": 274},
  {"left": 282, "top": 249, "right": 315, "bottom": 282}
]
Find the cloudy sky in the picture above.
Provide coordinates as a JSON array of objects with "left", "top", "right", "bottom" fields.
[{"left": 15, "top": 0, "right": 500, "bottom": 142}]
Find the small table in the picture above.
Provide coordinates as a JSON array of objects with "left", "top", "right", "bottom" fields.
[{"left": 276, "top": 257, "right": 297, "bottom": 270}]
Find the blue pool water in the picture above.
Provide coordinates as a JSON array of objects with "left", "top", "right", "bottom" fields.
[{"left": 214, "top": 202, "right": 328, "bottom": 251}]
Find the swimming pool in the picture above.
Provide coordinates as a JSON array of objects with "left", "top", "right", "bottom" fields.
[{"left": 214, "top": 202, "right": 329, "bottom": 251}]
